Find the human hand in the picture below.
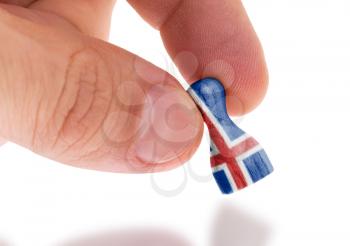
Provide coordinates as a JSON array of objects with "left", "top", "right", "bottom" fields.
[{"left": 0, "top": 0, "right": 268, "bottom": 173}]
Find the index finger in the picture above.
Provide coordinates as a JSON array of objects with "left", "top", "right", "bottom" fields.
[{"left": 128, "top": 0, "right": 268, "bottom": 115}]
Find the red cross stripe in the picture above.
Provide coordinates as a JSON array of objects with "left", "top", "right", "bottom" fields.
[{"left": 201, "top": 111, "right": 259, "bottom": 190}]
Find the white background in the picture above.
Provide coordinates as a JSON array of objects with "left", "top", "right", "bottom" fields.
[{"left": 1, "top": 0, "right": 350, "bottom": 245}]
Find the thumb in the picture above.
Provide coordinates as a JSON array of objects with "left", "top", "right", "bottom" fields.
[{"left": 0, "top": 6, "right": 203, "bottom": 172}]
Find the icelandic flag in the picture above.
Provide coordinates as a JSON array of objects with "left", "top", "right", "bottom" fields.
[{"left": 188, "top": 78, "right": 273, "bottom": 194}]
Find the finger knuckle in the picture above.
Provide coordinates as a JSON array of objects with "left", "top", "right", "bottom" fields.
[{"left": 41, "top": 47, "right": 114, "bottom": 158}]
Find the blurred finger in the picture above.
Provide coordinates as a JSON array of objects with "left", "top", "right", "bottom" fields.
[
  {"left": 128, "top": 0, "right": 268, "bottom": 115},
  {"left": 0, "top": 5, "right": 203, "bottom": 172},
  {"left": 30, "top": 0, "right": 117, "bottom": 40}
]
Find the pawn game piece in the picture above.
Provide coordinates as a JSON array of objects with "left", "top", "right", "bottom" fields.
[{"left": 188, "top": 78, "right": 273, "bottom": 194}]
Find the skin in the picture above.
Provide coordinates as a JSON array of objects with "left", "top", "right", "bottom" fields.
[{"left": 0, "top": 0, "right": 268, "bottom": 173}]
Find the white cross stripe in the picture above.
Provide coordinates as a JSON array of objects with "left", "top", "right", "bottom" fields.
[
  {"left": 236, "top": 159, "right": 254, "bottom": 185},
  {"left": 212, "top": 163, "right": 238, "bottom": 191},
  {"left": 228, "top": 134, "right": 250, "bottom": 148},
  {"left": 188, "top": 89, "right": 249, "bottom": 148},
  {"left": 211, "top": 145, "right": 263, "bottom": 187},
  {"left": 210, "top": 139, "right": 219, "bottom": 157},
  {"left": 237, "top": 144, "right": 263, "bottom": 161}
]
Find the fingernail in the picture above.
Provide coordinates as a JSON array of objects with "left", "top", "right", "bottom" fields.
[{"left": 134, "top": 84, "right": 202, "bottom": 164}]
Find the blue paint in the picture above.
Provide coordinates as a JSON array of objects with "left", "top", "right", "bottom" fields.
[
  {"left": 243, "top": 150, "right": 274, "bottom": 183},
  {"left": 213, "top": 170, "right": 234, "bottom": 194},
  {"left": 190, "top": 78, "right": 245, "bottom": 141}
]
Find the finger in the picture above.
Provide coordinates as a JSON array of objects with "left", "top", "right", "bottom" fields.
[
  {"left": 0, "top": 5, "right": 203, "bottom": 173},
  {"left": 0, "top": 0, "right": 34, "bottom": 6},
  {"left": 0, "top": 0, "right": 116, "bottom": 40},
  {"left": 29, "top": 0, "right": 117, "bottom": 40},
  {"left": 128, "top": 0, "right": 268, "bottom": 115}
]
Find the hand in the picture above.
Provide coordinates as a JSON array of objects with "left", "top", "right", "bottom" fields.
[{"left": 0, "top": 0, "right": 268, "bottom": 173}]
